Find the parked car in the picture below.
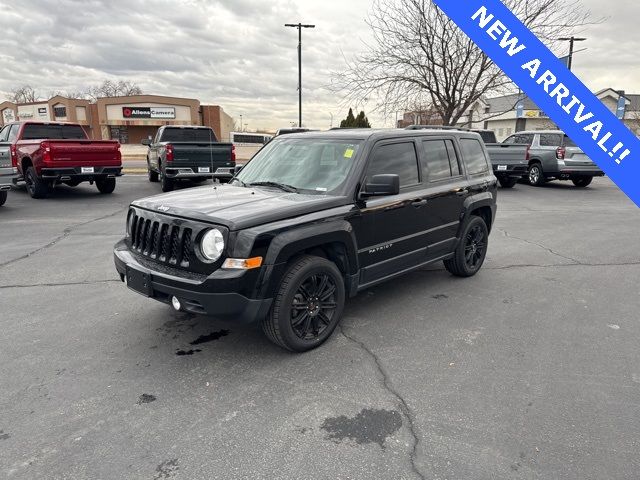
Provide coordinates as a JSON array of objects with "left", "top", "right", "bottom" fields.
[
  {"left": 114, "top": 129, "right": 497, "bottom": 352},
  {"left": 483, "top": 143, "right": 529, "bottom": 188},
  {"left": 143, "top": 126, "right": 235, "bottom": 192},
  {"left": 0, "top": 131, "right": 18, "bottom": 206},
  {"left": 502, "top": 130, "right": 604, "bottom": 187},
  {"left": 5, "top": 121, "right": 122, "bottom": 198}
]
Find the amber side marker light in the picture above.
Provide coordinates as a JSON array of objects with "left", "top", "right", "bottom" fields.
[{"left": 222, "top": 257, "right": 263, "bottom": 270}]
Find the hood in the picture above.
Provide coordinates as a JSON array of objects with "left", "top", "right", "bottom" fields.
[{"left": 132, "top": 184, "right": 349, "bottom": 230}]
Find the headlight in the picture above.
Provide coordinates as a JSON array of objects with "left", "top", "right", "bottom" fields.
[{"left": 200, "top": 228, "right": 225, "bottom": 262}]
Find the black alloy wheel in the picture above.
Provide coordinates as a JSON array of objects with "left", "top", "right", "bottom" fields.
[
  {"left": 464, "top": 223, "right": 487, "bottom": 271},
  {"left": 262, "top": 255, "right": 345, "bottom": 352},
  {"left": 444, "top": 216, "right": 489, "bottom": 277},
  {"left": 290, "top": 273, "right": 338, "bottom": 341}
]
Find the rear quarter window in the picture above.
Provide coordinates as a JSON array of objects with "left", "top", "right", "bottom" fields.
[
  {"left": 459, "top": 138, "right": 490, "bottom": 175},
  {"left": 540, "top": 134, "right": 563, "bottom": 147}
]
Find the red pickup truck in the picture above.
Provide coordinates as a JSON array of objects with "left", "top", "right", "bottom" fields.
[{"left": 1, "top": 121, "right": 122, "bottom": 198}]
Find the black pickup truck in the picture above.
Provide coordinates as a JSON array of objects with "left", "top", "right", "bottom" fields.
[
  {"left": 144, "top": 126, "right": 235, "bottom": 192},
  {"left": 115, "top": 129, "right": 497, "bottom": 352}
]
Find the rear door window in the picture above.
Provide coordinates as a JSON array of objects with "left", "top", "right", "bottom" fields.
[
  {"left": 423, "top": 139, "right": 461, "bottom": 182},
  {"left": 367, "top": 142, "right": 420, "bottom": 188},
  {"left": 459, "top": 138, "right": 490, "bottom": 175}
]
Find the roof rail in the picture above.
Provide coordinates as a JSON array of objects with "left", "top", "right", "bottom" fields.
[{"left": 405, "top": 125, "right": 470, "bottom": 132}]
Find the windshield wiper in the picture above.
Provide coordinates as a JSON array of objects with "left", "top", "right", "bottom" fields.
[{"left": 248, "top": 181, "right": 299, "bottom": 193}]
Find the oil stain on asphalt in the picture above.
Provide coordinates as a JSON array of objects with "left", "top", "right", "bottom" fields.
[
  {"left": 0, "top": 430, "right": 9, "bottom": 440},
  {"left": 190, "top": 330, "right": 230, "bottom": 345},
  {"left": 321, "top": 408, "right": 402, "bottom": 448},
  {"left": 137, "top": 394, "right": 156, "bottom": 405},
  {"left": 175, "top": 349, "right": 201, "bottom": 356},
  {"left": 154, "top": 458, "right": 179, "bottom": 479}
]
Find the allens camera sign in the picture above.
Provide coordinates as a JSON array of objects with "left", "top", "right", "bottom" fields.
[{"left": 122, "top": 107, "right": 176, "bottom": 119}]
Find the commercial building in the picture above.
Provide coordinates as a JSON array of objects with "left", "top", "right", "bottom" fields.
[{"left": 0, "top": 94, "right": 235, "bottom": 144}]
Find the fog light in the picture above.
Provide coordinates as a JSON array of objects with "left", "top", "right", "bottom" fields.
[{"left": 171, "top": 296, "right": 182, "bottom": 311}]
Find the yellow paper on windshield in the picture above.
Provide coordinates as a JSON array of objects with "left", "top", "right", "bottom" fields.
[{"left": 344, "top": 148, "right": 354, "bottom": 159}]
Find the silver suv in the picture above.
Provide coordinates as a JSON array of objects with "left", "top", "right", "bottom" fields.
[{"left": 503, "top": 130, "right": 604, "bottom": 187}]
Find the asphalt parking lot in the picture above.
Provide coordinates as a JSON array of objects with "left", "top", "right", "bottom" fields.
[{"left": 1, "top": 176, "right": 639, "bottom": 480}]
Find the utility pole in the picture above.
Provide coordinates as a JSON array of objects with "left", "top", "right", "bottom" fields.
[
  {"left": 285, "top": 23, "right": 315, "bottom": 128},
  {"left": 239, "top": 114, "right": 243, "bottom": 132},
  {"left": 559, "top": 36, "right": 586, "bottom": 71}
]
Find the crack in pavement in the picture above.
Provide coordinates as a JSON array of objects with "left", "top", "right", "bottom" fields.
[
  {"left": 339, "top": 326, "right": 426, "bottom": 480},
  {"left": 498, "top": 228, "right": 582, "bottom": 264},
  {"left": 0, "top": 206, "right": 128, "bottom": 270},
  {"left": 0, "top": 279, "right": 121, "bottom": 290},
  {"left": 486, "top": 261, "right": 640, "bottom": 271}
]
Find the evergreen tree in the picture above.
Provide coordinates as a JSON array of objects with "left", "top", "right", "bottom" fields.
[
  {"left": 340, "top": 108, "right": 356, "bottom": 128},
  {"left": 355, "top": 111, "right": 371, "bottom": 128},
  {"left": 339, "top": 108, "right": 371, "bottom": 128}
]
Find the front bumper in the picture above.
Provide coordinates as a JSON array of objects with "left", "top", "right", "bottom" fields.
[
  {"left": 165, "top": 167, "right": 235, "bottom": 180},
  {"left": 41, "top": 166, "right": 123, "bottom": 181},
  {"left": 113, "top": 240, "right": 272, "bottom": 323}
]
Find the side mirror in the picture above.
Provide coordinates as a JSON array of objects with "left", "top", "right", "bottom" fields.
[
  {"left": 363, "top": 174, "right": 400, "bottom": 197},
  {"left": 141, "top": 139, "right": 151, "bottom": 146},
  {"left": 234, "top": 164, "right": 244, "bottom": 175}
]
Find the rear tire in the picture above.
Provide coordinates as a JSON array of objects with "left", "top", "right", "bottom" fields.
[
  {"left": 572, "top": 176, "right": 593, "bottom": 188},
  {"left": 444, "top": 216, "right": 489, "bottom": 278},
  {"left": 96, "top": 177, "right": 116, "bottom": 194},
  {"left": 0, "top": 190, "right": 7, "bottom": 206},
  {"left": 159, "top": 166, "right": 174, "bottom": 192},
  {"left": 527, "top": 162, "right": 546, "bottom": 187},
  {"left": 25, "top": 166, "right": 50, "bottom": 199},
  {"left": 499, "top": 177, "right": 518, "bottom": 188},
  {"left": 262, "top": 255, "right": 345, "bottom": 352}
]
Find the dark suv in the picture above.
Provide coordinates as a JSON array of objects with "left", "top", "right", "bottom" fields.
[{"left": 114, "top": 130, "right": 497, "bottom": 352}]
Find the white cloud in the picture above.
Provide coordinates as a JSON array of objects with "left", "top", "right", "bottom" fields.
[{"left": 0, "top": 0, "right": 637, "bottom": 130}]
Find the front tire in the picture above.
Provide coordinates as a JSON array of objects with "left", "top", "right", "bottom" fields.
[
  {"left": 96, "top": 177, "right": 116, "bottom": 194},
  {"left": 444, "top": 216, "right": 489, "bottom": 278},
  {"left": 572, "top": 176, "right": 593, "bottom": 188},
  {"left": 148, "top": 166, "right": 159, "bottom": 183},
  {"left": 527, "top": 162, "right": 546, "bottom": 186},
  {"left": 0, "top": 190, "right": 7, "bottom": 206},
  {"left": 262, "top": 255, "right": 345, "bottom": 352},
  {"left": 499, "top": 177, "right": 518, "bottom": 188},
  {"left": 25, "top": 166, "right": 50, "bottom": 199}
]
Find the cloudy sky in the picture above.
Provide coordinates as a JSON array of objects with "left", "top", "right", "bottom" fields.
[{"left": 0, "top": 0, "right": 638, "bottom": 131}]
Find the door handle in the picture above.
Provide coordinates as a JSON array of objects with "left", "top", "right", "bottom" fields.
[
  {"left": 455, "top": 188, "right": 469, "bottom": 196},
  {"left": 411, "top": 199, "right": 428, "bottom": 208}
]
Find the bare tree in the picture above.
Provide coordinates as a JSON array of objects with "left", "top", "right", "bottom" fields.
[
  {"left": 87, "top": 80, "right": 143, "bottom": 100},
  {"left": 10, "top": 85, "right": 39, "bottom": 103},
  {"left": 332, "top": 0, "right": 600, "bottom": 126}
]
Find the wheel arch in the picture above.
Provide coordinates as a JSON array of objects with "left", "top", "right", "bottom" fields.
[{"left": 462, "top": 194, "right": 496, "bottom": 234}]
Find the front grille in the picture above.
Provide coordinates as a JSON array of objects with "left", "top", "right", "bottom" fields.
[{"left": 130, "top": 214, "right": 193, "bottom": 268}]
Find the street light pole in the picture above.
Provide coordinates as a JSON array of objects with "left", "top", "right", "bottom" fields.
[
  {"left": 285, "top": 23, "right": 315, "bottom": 128},
  {"left": 559, "top": 36, "right": 586, "bottom": 71},
  {"left": 239, "top": 114, "right": 243, "bottom": 132}
]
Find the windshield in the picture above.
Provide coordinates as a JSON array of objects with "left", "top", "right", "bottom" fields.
[{"left": 233, "top": 138, "right": 362, "bottom": 194}]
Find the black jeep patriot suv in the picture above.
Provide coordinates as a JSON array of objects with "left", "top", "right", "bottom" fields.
[{"left": 114, "top": 129, "right": 497, "bottom": 352}]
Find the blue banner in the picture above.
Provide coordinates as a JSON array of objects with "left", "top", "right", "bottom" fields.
[{"left": 432, "top": 0, "right": 640, "bottom": 207}]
